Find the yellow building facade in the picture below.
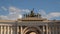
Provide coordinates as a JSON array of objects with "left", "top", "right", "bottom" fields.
[{"left": 0, "top": 10, "right": 60, "bottom": 34}]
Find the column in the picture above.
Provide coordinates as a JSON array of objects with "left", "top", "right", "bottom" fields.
[
  {"left": 52, "top": 27, "right": 54, "bottom": 34},
  {"left": 46, "top": 25, "right": 48, "bottom": 34},
  {"left": 6, "top": 26, "right": 8, "bottom": 34},
  {"left": 1, "top": 26, "right": 3, "bottom": 34},
  {"left": 56, "top": 27, "right": 57, "bottom": 34},
  {"left": 43, "top": 26, "right": 45, "bottom": 34},
  {"left": 49, "top": 27, "right": 51, "bottom": 34},
  {"left": 12, "top": 26, "right": 15, "bottom": 34},
  {"left": 0, "top": 25, "right": 1, "bottom": 34},
  {"left": 15, "top": 26, "right": 17, "bottom": 34},
  {"left": 7, "top": 26, "right": 9, "bottom": 34},
  {"left": 9, "top": 26, "right": 11, "bottom": 34},
  {"left": 4, "top": 26, "right": 6, "bottom": 34},
  {"left": 21, "top": 26, "right": 23, "bottom": 34},
  {"left": 11, "top": 26, "right": 13, "bottom": 34},
  {"left": 59, "top": 27, "right": 60, "bottom": 34},
  {"left": 19, "top": 26, "right": 20, "bottom": 34},
  {"left": 2, "top": 26, "right": 4, "bottom": 34},
  {"left": 17, "top": 26, "right": 19, "bottom": 34}
]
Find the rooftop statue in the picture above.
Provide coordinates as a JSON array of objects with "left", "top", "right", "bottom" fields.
[
  {"left": 18, "top": 9, "right": 48, "bottom": 21},
  {"left": 24, "top": 8, "right": 41, "bottom": 17},
  {"left": 30, "top": 9, "right": 35, "bottom": 17}
]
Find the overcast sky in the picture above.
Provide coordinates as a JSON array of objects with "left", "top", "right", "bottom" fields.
[{"left": 0, "top": 0, "right": 60, "bottom": 20}]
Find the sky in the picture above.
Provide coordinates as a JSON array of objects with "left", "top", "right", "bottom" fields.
[{"left": 0, "top": 0, "right": 60, "bottom": 20}]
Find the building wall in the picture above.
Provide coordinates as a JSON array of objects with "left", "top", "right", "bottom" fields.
[{"left": 0, "top": 21, "right": 60, "bottom": 34}]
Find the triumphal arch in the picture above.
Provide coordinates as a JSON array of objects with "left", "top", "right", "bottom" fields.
[{"left": 0, "top": 9, "right": 60, "bottom": 34}]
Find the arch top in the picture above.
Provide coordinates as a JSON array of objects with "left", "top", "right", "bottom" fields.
[{"left": 23, "top": 26, "right": 42, "bottom": 34}]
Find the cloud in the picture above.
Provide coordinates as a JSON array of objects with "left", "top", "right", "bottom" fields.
[
  {"left": 1, "top": 6, "right": 7, "bottom": 11},
  {"left": 0, "top": 6, "right": 30, "bottom": 20},
  {"left": 0, "top": 15, "right": 8, "bottom": 20},
  {"left": 9, "top": 6, "right": 30, "bottom": 14},
  {"left": 0, "top": 6, "right": 60, "bottom": 20},
  {"left": 39, "top": 10, "right": 60, "bottom": 20},
  {"left": 47, "top": 12, "right": 60, "bottom": 19},
  {"left": 8, "top": 6, "right": 30, "bottom": 20},
  {"left": 39, "top": 10, "right": 47, "bottom": 18}
]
